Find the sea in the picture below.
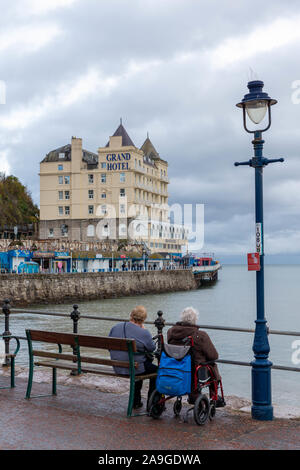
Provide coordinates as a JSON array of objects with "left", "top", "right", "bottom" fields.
[{"left": 5, "top": 265, "right": 300, "bottom": 406}]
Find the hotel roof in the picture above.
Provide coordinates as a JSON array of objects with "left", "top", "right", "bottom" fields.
[
  {"left": 41, "top": 144, "right": 98, "bottom": 167},
  {"left": 105, "top": 123, "right": 135, "bottom": 147}
]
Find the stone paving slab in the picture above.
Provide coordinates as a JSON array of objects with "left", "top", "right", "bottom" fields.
[{"left": 0, "top": 375, "right": 300, "bottom": 450}]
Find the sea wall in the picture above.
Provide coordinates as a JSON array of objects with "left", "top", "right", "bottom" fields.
[{"left": 0, "top": 270, "right": 197, "bottom": 306}]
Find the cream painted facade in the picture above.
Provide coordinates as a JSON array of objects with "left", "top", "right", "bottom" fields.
[{"left": 39, "top": 124, "right": 188, "bottom": 255}]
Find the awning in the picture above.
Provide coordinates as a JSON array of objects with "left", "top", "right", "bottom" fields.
[{"left": 32, "top": 251, "right": 55, "bottom": 258}]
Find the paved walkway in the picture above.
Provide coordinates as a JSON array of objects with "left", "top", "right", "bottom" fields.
[{"left": 0, "top": 375, "right": 300, "bottom": 450}]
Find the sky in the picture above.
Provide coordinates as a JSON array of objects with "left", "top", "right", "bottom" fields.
[{"left": 0, "top": 0, "right": 300, "bottom": 262}]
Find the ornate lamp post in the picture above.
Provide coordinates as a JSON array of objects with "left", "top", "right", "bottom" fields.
[{"left": 235, "top": 80, "right": 284, "bottom": 421}]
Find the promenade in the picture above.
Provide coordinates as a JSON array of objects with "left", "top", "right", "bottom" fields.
[{"left": 1, "top": 373, "right": 299, "bottom": 450}]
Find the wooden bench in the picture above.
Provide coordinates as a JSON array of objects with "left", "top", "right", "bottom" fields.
[
  {"left": 0, "top": 335, "right": 20, "bottom": 389},
  {"left": 25, "top": 329, "right": 157, "bottom": 417}
]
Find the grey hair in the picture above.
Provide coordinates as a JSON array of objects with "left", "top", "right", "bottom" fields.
[{"left": 180, "top": 307, "right": 199, "bottom": 325}]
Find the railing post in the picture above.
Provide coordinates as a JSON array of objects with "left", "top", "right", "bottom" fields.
[
  {"left": 2, "top": 299, "right": 11, "bottom": 367},
  {"left": 70, "top": 304, "right": 80, "bottom": 376},
  {"left": 154, "top": 310, "right": 165, "bottom": 358}
]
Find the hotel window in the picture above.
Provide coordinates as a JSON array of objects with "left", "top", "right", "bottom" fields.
[
  {"left": 65, "top": 191, "right": 70, "bottom": 200},
  {"left": 120, "top": 172, "right": 125, "bottom": 183},
  {"left": 88, "top": 189, "right": 94, "bottom": 199},
  {"left": 88, "top": 205, "right": 94, "bottom": 215},
  {"left": 101, "top": 192, "right": 106, "bottom": 199},
  {"left": 101, "top": 205, "right": 107, "bottom": 214},
  {"left": 87, "top": 225, "right": 95, "bottom": 237},
  {"left": 120, "top": 188, "right": 125, "bottom": 197},
  {"left": 58, "top": 153, "right": 65, "bottom": 160},
  {"left": 101, "top": 162, "right": 106, "bottom": 169},
  {"left": 65, "top": 206, "right": 70, "bottom": 216},
  {"left": 58, "top": 206, "right": 63, "bottom": 216},
  {"left": 88, "top": 174, "right": 94, "bottom": 184},
  {"left": 49, "top": 228, "right": 54, "bottom": 237},
  {"left": 101, "top": 173, "right": 106, "bottom": 183},
  {"left": 119, "top": 224, "right": 126, "bottom": 235},
  {"left": 58, "top": 191, "right": 63, "bottom": 200},
  {"left": 58, "top": 176, "right": 63, "bottom": 185},
  {"left": 58, "top": 164, "right": 63, "bottom": 171},
  {"left": 64, "top": 175, "right": 70, "bottom": 184},
  {"left": 120, "top": 204, "right": 125, "bottom": 215},
  {"left": 61, "top": 224, "right": 68, "bottom": 236}
]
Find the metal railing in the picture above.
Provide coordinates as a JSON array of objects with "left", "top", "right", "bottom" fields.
[{"left": 1, "top": 299, "right": 300, "bottom": 373}]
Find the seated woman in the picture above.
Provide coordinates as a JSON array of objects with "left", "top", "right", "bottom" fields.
[
  {"left": 109, "top": 305, "right": 157, "bottom": 410},
  {"left": 167, "top": 306, "right": 224, "bottom": 405}
]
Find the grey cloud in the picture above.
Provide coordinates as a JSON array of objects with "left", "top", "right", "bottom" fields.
[{"left": 1, "top": 0, "right": 300, "bottom": 256}]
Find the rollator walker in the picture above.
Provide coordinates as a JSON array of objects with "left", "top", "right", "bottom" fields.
[{"left": 148, "top": 335, "right": 225, "bottom": 425}]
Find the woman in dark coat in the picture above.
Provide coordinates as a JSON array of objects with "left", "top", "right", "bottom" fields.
[{"left": 167, "top": 306, "right": 224, "bottom": 405}]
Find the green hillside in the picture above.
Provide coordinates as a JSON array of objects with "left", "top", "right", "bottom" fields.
[{"left": 0, "top": 173, "right": 39, "bottom": 226}]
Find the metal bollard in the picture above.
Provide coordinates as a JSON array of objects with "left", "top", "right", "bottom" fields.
[
  {"left": 2, "top": 299, "right": 11, "bottom": 367},
  {"left": 154, "top": 310, "right": 165, "bottom": 358},
  {"left": 70, "top": 304, "right": 80, "bottom": 376}
]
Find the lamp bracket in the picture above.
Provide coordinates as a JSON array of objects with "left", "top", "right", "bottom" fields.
[{"left": 235, "top": 157, "right": 284, "bottom": 168}]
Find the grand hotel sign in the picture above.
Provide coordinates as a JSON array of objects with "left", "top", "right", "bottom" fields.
[{"left": 106, "top": 153, "right": 131, "bottom": 171}]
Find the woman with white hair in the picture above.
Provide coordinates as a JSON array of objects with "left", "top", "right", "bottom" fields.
[{"left": 167, "top": 306, "right": 223, "bottom": 405}]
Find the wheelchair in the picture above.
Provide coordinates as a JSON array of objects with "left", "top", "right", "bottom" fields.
[{"left": 148, "top": 336, "right": 225, "bottom": 426}]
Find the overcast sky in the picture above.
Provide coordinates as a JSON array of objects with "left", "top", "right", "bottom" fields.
[{"left": 0, "top": 0, "right": 300, "bottom": 260}]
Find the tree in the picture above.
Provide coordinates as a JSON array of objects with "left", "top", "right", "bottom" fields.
[{"left": 0, "top": 173, "right": 39, "bottom": 226}]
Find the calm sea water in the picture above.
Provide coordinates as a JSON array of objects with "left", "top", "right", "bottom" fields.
[{"left": 5, "top": 265, "right": 300, "bottom": 406}]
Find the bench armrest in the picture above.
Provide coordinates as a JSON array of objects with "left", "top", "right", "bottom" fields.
[{"left": 1, "top": 335, "right": 20, "bottom": 356}]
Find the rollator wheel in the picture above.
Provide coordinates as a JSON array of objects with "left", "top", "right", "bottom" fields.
[
  {"left": 148, "top": 389, "right": 165, "bottom": 419},
  {"left": 193, "top": 394, "right": 210, "bottom": 426},
  {"left": 173, "top": 398, "right": 182, "bottom": 416},
  {"left": 209, "top": 403, "right": 216, "bottom": 421}
]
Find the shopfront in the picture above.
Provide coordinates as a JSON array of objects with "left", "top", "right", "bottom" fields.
[
  {"left": 31, "top": 251, "right": 55, "bottom": 272},
  {"left": 8, "top": 249, "right": 31, "bottom": 272},
  {"left": 54, "top": 252, "right": 71, "bottom": 273}
]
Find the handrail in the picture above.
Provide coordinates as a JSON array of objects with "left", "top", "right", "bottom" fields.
[
  {"left": 8, "top": 308, "right": 300, "bottom": 337},
  {"left": 1, "top": 302, "right": 300, "bottom": 374}
]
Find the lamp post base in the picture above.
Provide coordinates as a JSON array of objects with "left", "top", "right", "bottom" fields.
[
  {"left": 251, "top": 358, "right": 273, "bottom": 421},
  {"left": 251, "top": 404, "right": 273, "bottom": 421}
]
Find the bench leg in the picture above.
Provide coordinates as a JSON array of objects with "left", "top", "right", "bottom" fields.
[
  {"left": 26, "top": 360, "right": 34, "bottom": 399},
  {"left": 10, "top": 357, "right": 15, "bottom": 388},
  {"left": 127, "top": 375, "right": 135, "bottom": 417},
  {"left": 52, "top": 368, "right": 57, "bottom": 395}
]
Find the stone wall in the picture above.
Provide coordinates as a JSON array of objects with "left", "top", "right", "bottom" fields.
[{"left": 0, "top": 270, "right": 197, "bottom": 306}]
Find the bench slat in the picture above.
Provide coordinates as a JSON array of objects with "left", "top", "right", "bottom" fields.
[
  {"left": 29, "top": 330, "right": 76, "bottom": 346},
  {"left": 34, "top": 360, "right": 157, "bottom": 381},
  {"left": 34, "top": 360, "right": 124, "bottom": 377},
  {"left": 32, "top": 350, "right": 138, "bottom": 368},
  {"left": 27, "top": 330, "right": 137, "bottom": 352},
  {"left": 77, "top": 334, "right": 137, "bottom": 352}
]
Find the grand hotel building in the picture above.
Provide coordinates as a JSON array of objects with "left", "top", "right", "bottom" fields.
[{"left": 39, "top": 123, "right": 188, "bottom": 255}]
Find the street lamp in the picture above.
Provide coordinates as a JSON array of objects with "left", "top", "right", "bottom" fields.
[{"left": 235, "top": 80, "right": 284, "bottom": 421}]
